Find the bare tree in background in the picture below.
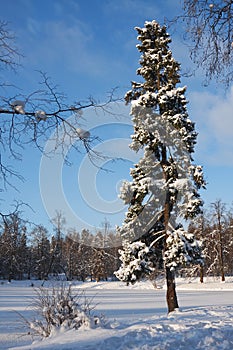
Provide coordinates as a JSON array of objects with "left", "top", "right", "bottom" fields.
[
  {"left": 0, "top": 205, "right": 28, "bottom": 282},
  {"left": 171, "top": 0, "right": 233, "bottom": 87},
  {"left": 211, "top": 199, "right": 227, "bottom": 282},
  {"left": 0, "top": 21, "right": 118, "bottom": 191}
]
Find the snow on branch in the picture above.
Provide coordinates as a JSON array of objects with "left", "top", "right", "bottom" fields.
[{"left": 164, "top": 226, "right": 204, "bottom": 271}]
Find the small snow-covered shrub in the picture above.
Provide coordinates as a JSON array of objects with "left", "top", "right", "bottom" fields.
[{"left": 29, "top": 284, "right": 101, "bottom": 337}]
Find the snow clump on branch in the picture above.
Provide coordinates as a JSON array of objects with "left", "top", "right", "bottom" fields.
[{"left": 11, "top": 100, "right": 25, "bottom": 114}]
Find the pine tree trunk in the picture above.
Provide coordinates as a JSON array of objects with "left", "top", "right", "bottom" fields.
[
  {"left": 162, "top": 145, "right": 179, "bottom": 313},
  {"left": 166, "top": 267, "right": 179, "bottom": 313},
  {"left": 200, "top": 265, "right": 204, "bottom": 283},
  {"left": 163, "top": 199, "right": 179, "bottom": 313}
]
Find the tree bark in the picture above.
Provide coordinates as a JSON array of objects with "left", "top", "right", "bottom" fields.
[
  {"left": 166, "top": 267, "right": 179, "bottom": 313},
  {"left": 164, "top": 202, "right": 179, "bottom": 313},
  {"left": 200, "top": 265, "right": 204, "bottom": 283},
  {"left": 161, "top": 145, "right": 179, "bottom": 313}
]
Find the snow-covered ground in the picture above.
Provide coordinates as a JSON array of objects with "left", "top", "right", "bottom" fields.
[{"left": 0, "top": 277, "right": 233, "bottom": 349}]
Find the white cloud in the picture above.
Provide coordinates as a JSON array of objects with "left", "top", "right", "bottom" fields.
[{"left": 189, "top": 86, "right": 233, "bottom": 165}]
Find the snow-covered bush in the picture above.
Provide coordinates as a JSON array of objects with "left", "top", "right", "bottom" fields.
[{"left": 29, "top": 284, "right": 102, "bottom": 337}]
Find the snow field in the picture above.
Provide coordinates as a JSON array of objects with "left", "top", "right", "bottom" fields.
[{"left": 0, "top": 278, "right": 232, "bottom": 349}]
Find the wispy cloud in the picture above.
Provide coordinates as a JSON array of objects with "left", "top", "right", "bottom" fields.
[
  {"left": 20, "top": 15, "right": 134, "bottom": 96},
  {"left": 24, "top": 18, "right": 97, "bottom": 73},
  {"left": 189, "top": 86, "right": 233, "bottom": 165},
  {"left": 104, "top": 0, "right": 161, "bottom": 18},
  {"left": 104, "top": 0, "right": 181, "bottom": 21}
]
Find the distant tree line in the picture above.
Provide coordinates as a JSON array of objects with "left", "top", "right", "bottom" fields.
[
  {"left": 0, "top": 199, "right": 232, "bottom": 283},
  {"left": 0, "top": 212, "right": 121, "bottom": 282}
]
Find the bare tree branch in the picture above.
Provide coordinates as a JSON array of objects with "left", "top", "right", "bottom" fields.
[
  {"left": 168, "top": 0, "right": 233, "bottom": 87},
  {"left": 0, "top": 21, "right": 122, "bottom": 190},
  {"left": 0, "top": 21, "right": 21, "bottom": 71}
]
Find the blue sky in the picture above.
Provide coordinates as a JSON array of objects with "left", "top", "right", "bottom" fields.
[{"left": 1, "top": 0, "right": 233, "bottom": 233}]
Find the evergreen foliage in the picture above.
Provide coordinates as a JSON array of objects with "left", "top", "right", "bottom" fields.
[{"left": 115, "top": 21, "right": 206, "bottom": 297}]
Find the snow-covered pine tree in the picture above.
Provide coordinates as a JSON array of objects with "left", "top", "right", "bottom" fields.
[{"left": 115, "top": 20, "right": 206, "bottom": 313}]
